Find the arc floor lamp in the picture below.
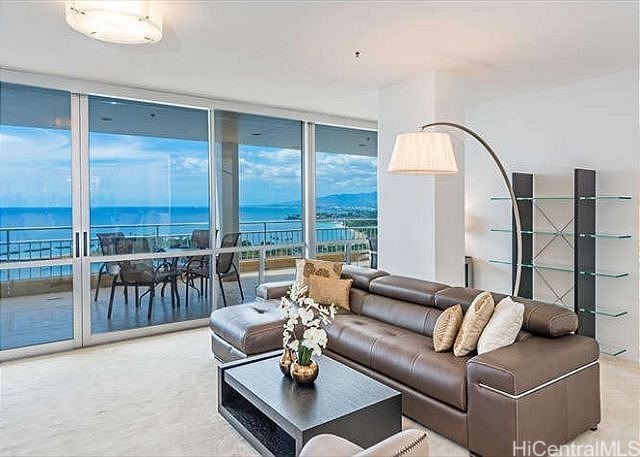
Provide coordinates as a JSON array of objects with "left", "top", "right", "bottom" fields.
[{"left": 388, "top": 122, "right": 522, "bottom": 297}]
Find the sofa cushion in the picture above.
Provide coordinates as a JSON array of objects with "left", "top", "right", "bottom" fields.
[
  {"left": 434, "top": 287, "right": 578, "bottom": 337},
  {"left": 369, "top": 275, "right": 449, "bottom": 306},
  {"left": 434, "top": 287, "right": 506, "bottom": 312},
  {"left": 326, "top": 314, "right": 470, "bottom": 411},
  {"left": 341, "top": 265, "right": 389, "bottom": 291},
  {"left": 348, "top": 287, "right": 370, "bottom": 314},
  {"left": 358, "top": 293, "right": 442, "bottom": 337},
  {"left": 210, "top": 300, "right": 284, "bottom": 356}
]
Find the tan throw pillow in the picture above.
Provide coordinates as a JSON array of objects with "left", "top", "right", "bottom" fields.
[
  {"left": 453, "top": 292, "right": 495, "bottom": 357},
  {"left": 307, "top": 276, "right": 353, "bottom": 311},
  {"left": 477, "top": 297, "right": 524, "bottom": 354},
  {"left": 433, "top": 304, "right": 463, "bottom": 352},
  {"left": 295, "top": 258, "right": 343, "bottom": 286}
]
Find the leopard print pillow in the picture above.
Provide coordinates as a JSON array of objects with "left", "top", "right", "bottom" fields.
[{"left": 295, "top": 258, "right": 343, "bottom": 286}]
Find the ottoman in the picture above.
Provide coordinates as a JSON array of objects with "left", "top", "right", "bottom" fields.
[{"left": 210, "top": 281, "right": 292, "bottom": 362}]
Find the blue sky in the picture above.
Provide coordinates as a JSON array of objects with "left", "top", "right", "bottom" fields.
[{"left": 0, "top": 126, "right": 377, "bottom": 208}]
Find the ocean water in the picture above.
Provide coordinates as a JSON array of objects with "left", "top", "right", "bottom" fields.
[
  {"left": 0, "top": 205, "right": 347, "bottom": 247},
  {"left": 0, "top": 206, "right": 372, "bottom": 279}
]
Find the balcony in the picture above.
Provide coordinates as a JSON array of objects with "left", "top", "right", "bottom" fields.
[{"left": 0, "top": 220, "right": 376, "bottom": 350}]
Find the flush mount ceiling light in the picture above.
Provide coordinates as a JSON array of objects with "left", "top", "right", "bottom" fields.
[{"left": 65, "top": 0, "right": 163, "bottom": 44}]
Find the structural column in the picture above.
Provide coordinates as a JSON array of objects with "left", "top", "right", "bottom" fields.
[
  {"left": 219, "top": 141, "right": 240, "bottom": 237},
  {"left": 302, "top": 122, "right": 316, "bottom": 259},
  {"left": 378, "top": 72, "right": 465, "bottom": 284}
]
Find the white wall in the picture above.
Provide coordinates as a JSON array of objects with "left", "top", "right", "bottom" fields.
[
  {"left": 378, "top": 72, "right": 465, "bottom": 284},
  {"left": 465, "top": 71, "right": 640, "bottom": 362}
]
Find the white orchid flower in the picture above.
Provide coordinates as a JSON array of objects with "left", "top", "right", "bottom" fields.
[{"left": 298, "top": 307, "right": 314, "bottom": 325}]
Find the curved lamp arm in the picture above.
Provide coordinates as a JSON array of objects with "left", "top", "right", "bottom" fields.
[{"left": 420, "top": 122, "right": 522, "bottom": 297}]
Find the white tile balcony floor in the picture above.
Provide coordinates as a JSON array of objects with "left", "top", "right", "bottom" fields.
[{"left": 0, "top": 269, "right": 295, "bottom": 351}]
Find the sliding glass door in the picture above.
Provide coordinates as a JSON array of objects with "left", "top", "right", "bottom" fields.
[
  {"left": 0, "top": 82, "right": 80, "bottom": 354},
  {"left": 85, "top": 96, "right": 212, "bottom": 337},
  {"left": 315, "top": 124, "right": 378, "bottom": 267},
  {"left": 0, "top": 73, "right": 377, "bottom": 358},
  {"left": 213, "top": 111, "right": 303, "bottom": 307},
  {"left": 0, "top": 83, "right": 213, "bottom": 356}
]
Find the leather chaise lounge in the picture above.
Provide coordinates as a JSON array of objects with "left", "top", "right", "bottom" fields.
[{"left": 210, "top": 265, "right": 600, "bottom": 456}]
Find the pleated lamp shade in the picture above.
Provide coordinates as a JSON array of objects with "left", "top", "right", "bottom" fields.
[{"left": 388, "top": 131, "right": 458, "bottom": 175}]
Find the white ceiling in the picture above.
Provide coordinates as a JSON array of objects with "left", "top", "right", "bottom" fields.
[{"left": 0, "top": 1, "right": 637, "bottom": 121}]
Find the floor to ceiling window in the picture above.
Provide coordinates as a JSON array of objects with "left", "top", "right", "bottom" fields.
[
  {"left": 0, "top": 73, "right": 377, "bottom": 359},
  {"left": 0, "top": 82, "right": 75, "bottom": 350},
  {"left": 214, "top": 111, "right": 303, "bottom": 306},
  {"left": 315, "top": 124, "right": 378, "bottom": 268},
  {"left": 88, "top": 96, "right": 211, "bottom": 334}
]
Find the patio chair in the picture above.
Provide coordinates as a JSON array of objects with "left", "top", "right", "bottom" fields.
[
  {"left": 184, "top": 231, "right": 243, "bottom": 307},
  {"left": 182, "top": 229, "right": 210, "bottom": 306},
  {"left": 368, "top": 236, "right": 378, "bottom": 269},
  {"left": 94, "top": 232, "right": 125, "bottom": 302},
  {"left": 107, "top": 237, "right": 179, "bottom": 320},
  {"left": 216, "top": 232, "right": 244, "bottom": 307}
]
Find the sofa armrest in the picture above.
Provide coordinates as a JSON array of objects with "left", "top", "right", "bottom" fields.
[
  {"left": 467, "top": 334, "right": 599, "bottom": 396},
  {"left": 467, "top": 335, "right": 600, "bottom": 456},
  {"left": 255, "top": 280, "right": 294, "bottom": 300}
]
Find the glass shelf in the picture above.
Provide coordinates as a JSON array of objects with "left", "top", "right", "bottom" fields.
[
  {"left": 579, "top": 195, "right": 632, "bottom": 200},
  {"left": 489, "top": 228, "right": 631, "bottom": 240},
  {"left": 489, "top": 259, "right": 628, "bottom": 278},
  {"left": 491, "top": 195, "right": 632, "bottom": 201},
  {"left": 490, "top": 196, "right": 573, "bottom": 201},
  {"left": 578, "top": 307, "right": 628, "bottom": 318},
  {"left": 599, "top": 344, "right": 627, "bottom": 357},
  {"left": 578, "top": 233, "right": 632, "bottom": 239},
  {"left": 490, "top": 228, "right": 567, "bottom": 236},
  {"left": 489, "top": 259, "right": 573, "bottom": 273},
  {"left": 578, "top": 270, "right": 629, "bottom": 278},
  {"left": 490, "top": 228, "right": 631, "bottom": 239}
]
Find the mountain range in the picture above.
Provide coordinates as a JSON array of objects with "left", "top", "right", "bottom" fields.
[{"left": 270, "top": 191, "right": 377, "bottom": 210}]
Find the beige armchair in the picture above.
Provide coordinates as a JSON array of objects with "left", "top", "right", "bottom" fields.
[{"left": 300, "top": 429, "right": 428, "bottom": 457}]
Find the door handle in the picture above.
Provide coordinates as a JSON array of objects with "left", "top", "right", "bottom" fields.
[
  {"left": 83, "top": 231, "right": 88, "bottom": 257},
  {"left": 75, "top": 232, "right": 80, "bottom": 258}
]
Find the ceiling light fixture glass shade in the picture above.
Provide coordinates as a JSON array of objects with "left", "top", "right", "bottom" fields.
[
  {"left": 65, "top": 0, "right": 163, "bottom": 44},
  {"left": 388, "top": 131, "right": 458, "bottom": 175}
]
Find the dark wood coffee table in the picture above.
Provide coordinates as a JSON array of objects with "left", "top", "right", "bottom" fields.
[{"left": 218, "top": 351, "right": 402, "bottom": 456}]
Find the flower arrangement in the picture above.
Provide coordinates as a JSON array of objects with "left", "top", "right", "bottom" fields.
[{"left": 280, "top": 282, "right": 336, "bottom": 367}]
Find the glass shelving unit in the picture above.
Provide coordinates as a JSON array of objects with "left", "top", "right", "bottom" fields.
[{"left": 489, "top": 170, "right": 632, "bottom": 356}]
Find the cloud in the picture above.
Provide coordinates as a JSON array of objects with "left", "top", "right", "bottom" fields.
[
  {"left": 239, "top": 147, "right": 301, "bottom": 182},
  {"left": 316, "top": 152, "right": 377, "bottom": 195},
  {"left": 1, "top": 127, "right": 209, "bottom": 207}
]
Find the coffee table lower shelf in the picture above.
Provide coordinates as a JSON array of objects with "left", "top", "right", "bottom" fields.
[
  {"left": 218, "top": 352, "right": 402, "bottom": 457},
  {"left": 220, "top": 380, "right": 296, "bottom": 455}
]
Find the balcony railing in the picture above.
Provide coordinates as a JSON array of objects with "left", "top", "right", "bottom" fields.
[{"left": 0, "top": 219, "right": 377, "bottom": 281}]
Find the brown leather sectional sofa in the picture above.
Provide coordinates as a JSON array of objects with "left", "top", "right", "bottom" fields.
[{"left": 210, "top": 265, "right": 600, "bottom": 456}]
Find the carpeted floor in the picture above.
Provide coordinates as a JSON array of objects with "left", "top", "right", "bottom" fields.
[{"left": 0, "top": 328, "right": 638, "bottom": 456}]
